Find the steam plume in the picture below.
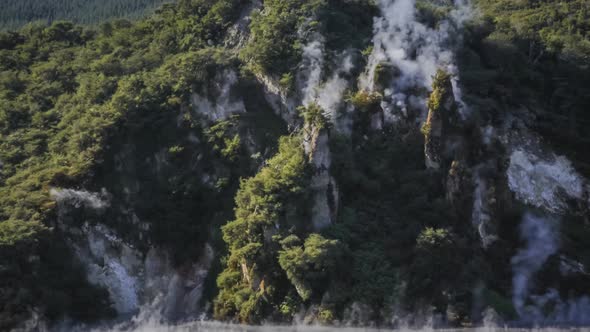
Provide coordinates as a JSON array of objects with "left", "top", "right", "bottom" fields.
[
  {"left": 511, "top": 213, "right": 559, "bottom": 317},
  {"left": 361, "top": 0, "right": 473, "bottom": 115},
  {"left": 50, "top": 188, "right": 110, "bottom": 210},
  {"left": 507, "top": 150, "right": 584, "bottom": 213},
  {"left": 300, "top": 38, "right": 325, "bottom": 106}
]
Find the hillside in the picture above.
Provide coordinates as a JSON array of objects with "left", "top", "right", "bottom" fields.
[
  {"left": 0, "top": 0, "right": 172, "bottom": 31},
  {"left": 0, "top": 0, "right": 589, "bottom": 330}
]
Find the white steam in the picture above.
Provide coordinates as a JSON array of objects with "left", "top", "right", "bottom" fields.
[
  {"left": 56, "top": 320, "right": 454, "bottom": 332},
  {"left": 300, "top": 38, "right": 326, "bottom": 106},
  {"left": 51, "top": 186, "right": 214, "bottom": 323},
  {"left": 45, "top": 321, "right": 590, "bottom": 332},
  {"left": 511, "top": 213, "right": 559, "bottom": 316},
  {"left": 299, "top": 35, "right": 355, "bottom": 132},
  {"left": 60, "top": 226, "right": 215, "bottom": 328},
  {"left": 361, "top": 0, "right": 472, "bottom": 115},
  {"left": 73, "top": 224, "right": 142, "bottom": 314},
  {"left": 471, "top": 174, "right": 497, "bottom": 248},
  {"left": 99, "top": 259, "right": 140, "bottom": 313},
  {"left": 510, "top": 213, "right": 590, "bottom": 325},
  {"left": 50, "top": 188, "right": 110, "bottom": 210},
  {"left": 191, "top": 69, "right": 246, "bottom": 122},
  {"left": 507, "top": 150, "right": 584, "bottom": 213},
  {"left": 317, "top": 53, "right": 355, "bottom": 134},
  {"left": 524, "top": 289, "right": 590, "bottom": 325},
  {"left": 317, "top": 54, "right": 353, "bottom": 118}
]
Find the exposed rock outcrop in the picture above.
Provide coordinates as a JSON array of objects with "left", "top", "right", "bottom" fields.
[
  {"left": 223, "top": 0, "right": 261, "bottom": 49},
  {"left": 307, "top": 130, "right": 337, "bottom": 230},
  {"left": 446, "top": 160, "right": 473, "bottom": 220},
  {"left": 303, "top": 106, "right": 338, "bottom": 230},
  {"left": 191, "top": 69, "right": 246, "bottom": 122},
  {"left": 51, "top": 189, "right": 214, "bottom": 321},
  {"left": 507, "top": 149, "right": 585, "bottom": 213},
  {"left": 71, "top": 223, "right": 214, "bottom": 320},
  {"left": 254, "top": 73, "right": 299, "bottom": 125},
  {"left": 471, "top": 171, "right": 500, "bottom": 248},
  {"left": 423, "top": 70, "right": 459, "bottom": 170}
]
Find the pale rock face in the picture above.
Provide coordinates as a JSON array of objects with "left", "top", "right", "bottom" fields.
[
  {"left": 256, "top": 33, "right": 347, "bottom": 232},
  {"left": 307, "top": 130, "right": 336, "bottom": 230},
  {"left": 191, "top": 69, "right": 246, "bottom": 122},
  {"left": 72, "top": 224, "right": 141, "bottom": 314},
  {"left": 223, "top": 0, "right": 261, "bottom": 49},
  {"left": 471, "top": 175, "right": 498, "bottom": 248},
  {"left": 423, "top": 110, "right": 443, "bottom": 170},
  {"left": 71, "top": 223, "right": 215, "bottom": 319},
  {"left": 507, "top": 149, "right": 584, "bottom": 213},
  {"left": 296, "top": 33, "right": 343, "bottom": 230},
  {"left": 497, "top": 114, "right": 589, "bottom": 214},
  {"left": 51, "top": 186, "right": 215, "bottom": 321},
  {"left": 424, "top": 71, "right": 459, "bottom": 171},
  {"left": 304, "top": 124, "right": 338, "bottom": 230},
  {"left": 254, "top": 72, "right": 298, "bottom": 125}
]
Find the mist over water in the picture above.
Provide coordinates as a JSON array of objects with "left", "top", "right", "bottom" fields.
[
  {"left": 57, "top": 320, "right": 590, "bottom": 332},
  {"left": 111, "top": 327, "right": 590, "bottom": 332}
]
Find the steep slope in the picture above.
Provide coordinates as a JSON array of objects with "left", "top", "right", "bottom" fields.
[{"left": 0, "top": 0, "right": 589, "bottom": 330}]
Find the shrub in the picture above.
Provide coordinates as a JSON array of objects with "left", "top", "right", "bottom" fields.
[
  {"left": 300, "top": 103, "right": 329, "bottom": 130},
  {"left": 240, "top": 0, "right": 324, "bottom": 76},
  {"left": 420, "top": 121, "right": 432, "bottom": 137},
  {"left": 279, "top": 72, "right": 295, "bottom": 92},
  {"left": 215, "top": 136, "right": 311, "bottom": 322},
  {"left": 346, "top": 90, "right": 382, "bottom": 113},
  {"left": 278, "top": 234, "right": 342, "bottom": 301},
  {"left": 0, "top": 219, "right": 47, "bottom": 247}
]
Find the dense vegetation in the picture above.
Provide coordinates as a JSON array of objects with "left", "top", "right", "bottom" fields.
[
  {"left": 0, "top": 0, "right": 256, "bottom": 328},
  {"left": 466, "top": 0, "right": 590, "bottom": 174},
  {"left": 214, "top": 136, "right": 316, "bottom": 322},
  {"left": 0, "top": 0, "right": 172, "bottom": 31},
  {"left": 0, "top": 0, "right": 589, "bottom": 329},
  {"left": 241, "top": 0, "right": 376, "bottom": 77}
]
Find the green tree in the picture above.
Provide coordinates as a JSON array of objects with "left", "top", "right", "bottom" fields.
[
  {"left": 278, "top": 233, "right": 342, "bottom": 301},
  {"left": 215, "top": 136, "right": 311, "bottom": 322}
]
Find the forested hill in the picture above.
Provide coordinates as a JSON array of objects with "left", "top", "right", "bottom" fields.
[
  {"left": 0, "top": 0, "right": 172, "bottom": 31},
  {"left": 0, "top": 0, "right": 590, "bottom": 331}
]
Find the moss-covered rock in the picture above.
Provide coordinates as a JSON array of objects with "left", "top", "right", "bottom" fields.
[{"left": 423, "top": 69, "right": 457, "bottom": 170}]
